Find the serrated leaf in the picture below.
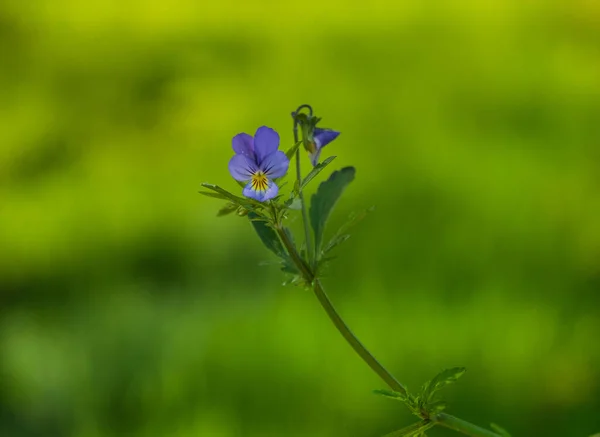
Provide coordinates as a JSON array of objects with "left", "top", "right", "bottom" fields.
[
  {"left": 285, "top": 141, "right": 303, "bottom": 160},
  {"left": 300, "top": 156, "right": 336, "bottom": 190},
  {"left": 490, "top": 423, "right": 511, "bottom": 437},
  {"left": 421, "top": 367, "right": 466, "bottom": 403},
  {"left": 381, "top": 420, "right": 435, "bottom": 437},
  {"left": 217, "top": 202, "right": 239, "bottom": 217},
  {"left": 247, "top": 212, "right": 288, "bottom": 260},
  {"left": 309, "top": 166, "right": 356, "bottom": 257}
]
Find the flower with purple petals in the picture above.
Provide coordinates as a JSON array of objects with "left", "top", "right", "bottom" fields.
[
  {"left": 306, "top": 128, "right": 340, "bottom": 166},
  {"left": 228, "top": 126, "right": 289, "bottom": 202}
]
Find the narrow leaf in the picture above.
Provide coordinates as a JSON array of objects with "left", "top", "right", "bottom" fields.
[
  {"left": 337, "top": 206, "right": 374, "bottom": 235},
  {"left": 322, "top": 234, "right": 351, "bottom": 254},
  {"left": 421, "top": 367, "right": 466, "bottom": 403},
  {"left": 322, "top": 207, "right": 373, "bottom": 255},
  {"left": 373, "top": 389, "right": 408, "bottom": 403},
  {"left": 281, "top": 262, "right": 299, "bottom": 274},
  {"left": 217, "top": 202, "right": 239, "bottom": 217},
  {"left": 426, "top": 400, "right": 448, "bottom": 413},
  {"left": 285, "top": 198, "right": 302, "bottom": 210},
  {"left": 300, "top": 156, "right": 336, "bottom": 190},
  {"left": 236, "top": 206, "right": 249, "bottom": 216},
  {"left": 248, "top": 212, "right": 288, "bottom": 260},
  {"left": 198, "top": 191, "right": 227, "bottom": 200},
  {"left": 309, "top": 166, "right": 356, "bottom": 256},
  {"left": 285, "top": 141, "right": 303, "bottom": 160},
  {"left": 201, "top": 183, "right": 256, "bottom": 208},
  {"left": 490, "top": 423, "right": 511, "bottom": 437},
  {"left": 381, "top": 421, "right": 435, "bottom": 437}
]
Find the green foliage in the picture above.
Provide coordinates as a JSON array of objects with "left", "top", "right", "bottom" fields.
[
  {"left": 200, "top": 183, "right": 259, "bottom": 210},
  {"left": 490, "top": 423, "right": 512, "bottom": 437},
  {"left": 309, "top": 166, "right": 356, "bottom": 258},
  {"left": 382, "top": 420, "right": 435, "bottom": 437},
  {"left": 420, "top": 367, "right": 466, "bottom": 406},
  {"left": 322, "top": 207, "right": 374, "bottom": 255},
  {"left": 374, "top": 388, "right": 410, "bottom": 403},
  {"left": 285, "top": 141, "right": 303, "bottom": 160},
  {"left": 247, "top": 213, "right": 299, "bottom": 276},
  {"left": 376, "top": 368, "right": 467, "bottom": 421},
  {"left": 300, "top": 156, "right": 336, "bottom": 190},
  {"left": 247, "top": 212, "right": 287, "bottom": 259},
  {"left": 217, "top": 202, "right": 239, "bottom": 216}
]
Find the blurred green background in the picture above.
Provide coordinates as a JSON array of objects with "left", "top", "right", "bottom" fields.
[{"left": 1, "top": 0, "right": 599, "bottom": 436}]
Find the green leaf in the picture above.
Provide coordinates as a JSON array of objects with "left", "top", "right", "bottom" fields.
[
  {"left": 309, "top": 166, "right": 356, "bottom": 256},
  {"left": 247, "top": 212, "right": 288, "bottom": 260},
  {"left": 217, "top": 202, "right": 239, "bottom": 217},
  {"left": 300, "top": 156, "right": 336, "bottom": 190},
  {"left": 373, "top": 389, "right": 409, "bottom": 403},
  {"left": 285, "top": 198, "right": 302, "bottom": 210},
  {"left": 281, "top": 262, "right": 299, "bottom": 274},
  {"left": 198, "top": 191, "right": 227, "bottom": 200},
  {"left": 421, "top": 367, "right": 466, "bottom": 404},
  {"left": 236, "top": 206, "right": 249, "bottom": 216},
  {"left": 200, "top": 183, "right": 257, "bottom": 209},
  {"left": 322, "top": 207, "right": 374, "bottom": 255},
  {"left": 490, "top": 423, "right": 511, "bottom": 437},
  {"left": 381, "top": 420, "right": 435, "bottom": 437},
  {"left": 322, "top": 233, "right": 350, "bottom": 254},
  {"left": 285, "top": 141, "right": 303, "bottom": 160},
  {"left": 426, "top": 400, "right": 448, "bottom": 413}
]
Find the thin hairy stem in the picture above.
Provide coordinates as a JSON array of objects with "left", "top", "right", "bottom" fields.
[
  {"left": 311, "top": 278, "right": 408, "bottom": 394},
  {"left": 281, "top": 104, "right": 502, "bottom": 437},
  {"left": 292, "top": 107, "right": 314, "bottom": 266}
]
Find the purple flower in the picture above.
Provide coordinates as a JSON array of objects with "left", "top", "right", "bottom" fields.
[
  {"left": 306, "top": 128, "right": 340, "bottom": 166},
  {"left": 228, "top": 126, "right": 289, "bottom": 202}
]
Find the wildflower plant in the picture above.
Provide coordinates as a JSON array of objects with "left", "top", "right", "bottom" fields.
[{"left": 200, "top": 105, "right": 510, "bottom": 437}]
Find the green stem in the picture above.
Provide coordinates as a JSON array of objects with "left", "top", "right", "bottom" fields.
[
  {"left": 434, "top": 413, "right": 502, "bottom": 437},
  {"left": 284, "top": 104, "right": 501, "bottom": 437},
  {"left": 277, "top": 230, "right": 501, "bottom": 437},
  {"left": 275, "top": 224, "right": 312, "bottom": 281},
  {"left": 293, "top": 132, "right": 314, "bottom": 266},
  {"left": 312, "top": 278, "right": 407, "bottom": 396}
]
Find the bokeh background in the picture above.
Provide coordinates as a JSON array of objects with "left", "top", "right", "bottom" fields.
[{"left": 1, "top": 1, "right": 599, "bottom": 436}]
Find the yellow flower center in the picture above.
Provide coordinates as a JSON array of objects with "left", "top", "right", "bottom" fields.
[{"left": 251, "top": 171, "right": 269, "bottom": 192}]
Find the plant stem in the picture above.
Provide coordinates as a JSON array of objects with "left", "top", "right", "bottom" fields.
[
  {"left": 312, "top": 278, "right": 408, "bottom": 396},
  {"left": 278, "top": 228, "right": 502, "bottom": 437},
  {"left": 275, "top": 225, "right": 312, "bottom": 281},
  {"left": 294, "top": 133, "right": 314, "bottom": 267},
  {"left": 434, "top": 413, "right": 502, "bottom": 437},
  {"left": 311, "top": 279, "right": 502, "bottom": 437},
  {"left": 285, "top": 104, "right": 501, "bottom": 437}
]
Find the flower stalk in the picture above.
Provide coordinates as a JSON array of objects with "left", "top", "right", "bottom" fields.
[
  {"left": 202, "top": 104, "right": 506, "bottom": 437},
  {"left": 292, "top": 105, "right": 315, "bottom": 267},
  {"left": 283, "top": 109, "right": 502, "bottom": 437}
]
